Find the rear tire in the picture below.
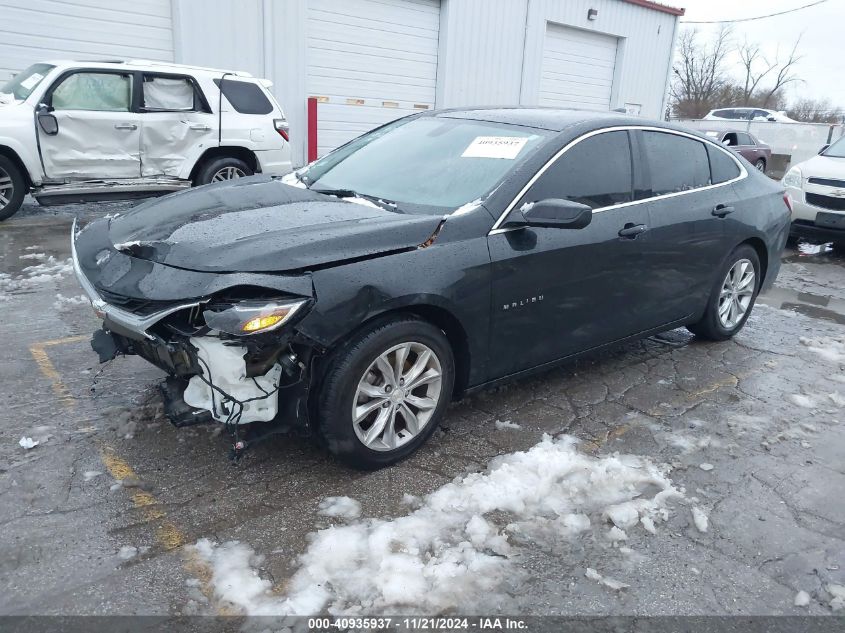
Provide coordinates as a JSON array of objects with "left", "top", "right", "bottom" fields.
[
  {"left": 754, "top": 158, "right": 766, "bottom": 173},
  {"left": 687, "top": 244, "right": 761, "bottom": 341},
  {"left": 316, "top": 317, "right": 455, "bottom": 470},
  {"left": 0, "top": 156, "right": 26, "bottom": 221},
  {"left": 193, "top": 156, "right": 253, "bottom": 186}
]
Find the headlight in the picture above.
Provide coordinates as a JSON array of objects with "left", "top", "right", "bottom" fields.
[
  {"left": 782, "top": 166, "right": 803, "bottom": 189},
  {"left": 203, "top": 299, "right": 307, "bottom": 336}
]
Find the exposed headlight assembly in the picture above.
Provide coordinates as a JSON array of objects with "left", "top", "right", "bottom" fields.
[
  {"left": 782, "top": 166, "right": 803, "bottom": 189},
  {"left": 203, "top": 299, "right": 308, "bottom": 336}
]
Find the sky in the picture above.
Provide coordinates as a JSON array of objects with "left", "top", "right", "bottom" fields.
[{"left": 675, "top": 0, "right": 845, "bottom": 109}]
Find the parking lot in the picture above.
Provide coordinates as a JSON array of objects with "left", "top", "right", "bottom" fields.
[{"left": 1, "top": 199, "right": 844, "bottom": 617}]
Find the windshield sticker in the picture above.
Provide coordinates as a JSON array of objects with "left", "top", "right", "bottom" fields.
[
  {"left": 19, "top": 73, "right": 43, "bottom": 90},
  {"left": 462, "top": 136, "right": 529, "bottom": 160}
]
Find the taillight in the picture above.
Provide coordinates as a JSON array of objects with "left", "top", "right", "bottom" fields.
[
  {"left": 783, "top": 192, "right": 793, "bottom": 213},
  {"left": 274, "top": 118, "right": 289, "bottom": 142}
]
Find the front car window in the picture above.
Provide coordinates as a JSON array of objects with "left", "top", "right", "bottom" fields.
[
  {"left": 642, "top": 131, "right": 711, "bottom": 195},
  {"left": 519, "top": 131, "right": 633, "bottom": 210},
  {"left": 822, "top": 136, "right": 845, "bottom": 158},
  {"left": 51, "top": 72, "right": 132, "bottom": 111},
  {"left": 0, "top": 63, "right": 55, "bottom": 101},
  {"left": 303, "top": 116, "right": 553, "bottom": 211}
]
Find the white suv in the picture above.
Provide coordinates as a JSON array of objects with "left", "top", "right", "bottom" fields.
[{"left": 0, "top": 60, "right": 291, "bottom": 220}]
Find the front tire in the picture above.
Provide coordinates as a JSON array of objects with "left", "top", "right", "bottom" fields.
[
  {"left": 0, "top": 156, "right": 26, "bottom": 221},
  {"left": 317, "top": 317, "right": 455, "bottom": 469},
  {"left": 687, "top": 244, "right": 761, "bottom": 341},
  {"left": 193, "top": 156, "right": 253, "bottom": 186}
]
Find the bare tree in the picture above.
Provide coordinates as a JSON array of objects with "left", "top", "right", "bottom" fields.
[
  {"left": 738, "top": 39, "right": 777, "bottom": 106},
  {"left": 787, "top": 97, "right": 844, "bottom": 123},
  {"left": 760, "top": 37, "right": 803, "bottom": 108},
  {"left": 671, "top": 26, "right": 732, "bottom": 119}
]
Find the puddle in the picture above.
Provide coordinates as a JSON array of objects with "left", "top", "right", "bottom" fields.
[{"left": 758, "top": 286, "right": 845, "bottom": 325}]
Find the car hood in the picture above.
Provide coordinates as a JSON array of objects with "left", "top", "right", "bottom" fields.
[
  {"left": 797, "top": 154, "right": 845, "bottom": 179},
  {"left": 107, "top": 176, "right": 443, "bottom": 273}
]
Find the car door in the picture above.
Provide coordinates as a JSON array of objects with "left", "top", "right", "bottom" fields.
[
  {"left": 635, "top": 129, "right": 738, "bottom": 325},
  {"left": 138, "top": 73, "right": 217, "bottom": 178},
  {"left": 486, "top": 129, "right": 655, "bottom": 378},
  {"left": 38, "top": 70, "right": 140, "bottom": 180},
  {"left": 735, "top": 131, "right": 760, "bottom": 164}
]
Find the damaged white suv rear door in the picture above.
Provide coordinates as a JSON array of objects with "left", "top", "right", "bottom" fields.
[
  {"left": 138, "top": 73, "right": 217, "bottom": 177},
  {"left": 39, "top": 70, "right": 141, "bottom": 179}
]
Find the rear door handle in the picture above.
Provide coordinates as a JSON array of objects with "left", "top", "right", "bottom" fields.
[
  {"left": 188, "top": 124, "right": 211, "bottom": 131},
  {"left": 618, "top": 223, "right": 648, "bottom": 238},
  {"left": 114, "top": 123, "right": 137, "bottom": 130},
  {"left": 712, "top": 204, "right": 735, "bottom": 217}
]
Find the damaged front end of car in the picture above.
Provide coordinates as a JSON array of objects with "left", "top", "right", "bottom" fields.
[{"left": 72, "top": 218, "right": 322, "bottom": 458}]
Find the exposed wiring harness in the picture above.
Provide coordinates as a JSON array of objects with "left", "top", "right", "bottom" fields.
[{"left": 194, "top": 355, "right": 282, "bottom": 460}]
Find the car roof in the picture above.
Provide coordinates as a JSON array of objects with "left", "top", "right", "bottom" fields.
[
  {"left": 40, "top": 59, "right": 258, "bottom": 80},
  {"left": 431, "top": 106, "right": 648, "bottom": 132}
]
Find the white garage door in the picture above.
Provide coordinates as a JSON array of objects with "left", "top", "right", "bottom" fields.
[
  {"left": 0, "top": 0, "right": 174, "bottom": 84},
  {"left": 307, "top": 0, "right": 440, "bottom": 156},
  {"left": 538, "top": 24, "right": 618, "bottom": 111}
]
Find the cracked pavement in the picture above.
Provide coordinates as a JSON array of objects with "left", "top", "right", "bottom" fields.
[{"left": 1, "top": 198, "right": 843, "bottom": 616}]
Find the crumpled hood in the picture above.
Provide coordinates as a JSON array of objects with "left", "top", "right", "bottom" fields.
[
  {"left": 797, "top": 154, "right": 845, "bottom": 179},
  {"left": 107, "top": 176, "right": 443, "bottom": 273}
]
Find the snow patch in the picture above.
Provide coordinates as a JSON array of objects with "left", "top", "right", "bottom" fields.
[
  {"left": 118, "top": 545, "right": 138, "bottom": 560},
  {"left": 191, "top": 435, "right": 682, "bottom": 615},
  {"left": 83, "top": 470, "right": 102, "bottom": 481},
  {"left": 494, "top": 419, "right": 521, "bottom": 431},
  {"left": 317, "top": 496, "right": 362, "bottom": 520},
  {"left": 794, "top": 590, "right": 811, "bottom": 607},
  {"left": 451, "top": 198, "right": 483, "bottom": 216},
  {"left": 691, "top": 506, "right": 709, "bottom": 533},
  {"left": 18, "top": 437, "right": 38, "bottom": 450},
  {"left": 800, "top": 336, "right": 845, "bottom": 365},
  {"left": 790, "top": 394, "right": 816, "bottom": 409},
  {"left": 829, "top": 584, "right": 845, "bottom": 611},
  {"left": 585, "top": 567, "right": 629, "bottom": 591},
  {"left": 699, "top": 463, "right": 714, "bottom": 472},
  {"left": 0, "top": 256, "right": 73, "bottom": 296}
]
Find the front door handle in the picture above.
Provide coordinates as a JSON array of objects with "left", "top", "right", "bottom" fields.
[
  {"left": 188, "top": 124, "right": 211, "bottom": 131},
  {"left": 618, "top": 223, "right": 648, "bottom": 238},
  {"left": 114, "top": 123, "right": 137, "bottom": 130},
  {"left": 712, "top": 204, "right": 735, "bottom": 217}
]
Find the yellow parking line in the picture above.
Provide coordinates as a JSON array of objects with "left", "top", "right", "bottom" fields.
[
  {"left": 29, "top": 343, "right": 77, "bottom": 408},
  {"left": 40, "top": 334, "right": 88, "bottom": 348}
]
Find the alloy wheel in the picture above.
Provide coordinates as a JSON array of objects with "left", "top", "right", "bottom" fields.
[
  {"left": 0, "top": 166, "right": 13, "bottom": 211},
  {"left": 755, "top": 160, "right": 765, "bottom": 171},
  {"left": 352, "top": 342, "right": 443, "bottom": 452},
  {"left": 211, "top": 166, "right": 247, "bottom": 182},
  {"left": 718, "top": 258, "right": 755, "bottom": 329}
]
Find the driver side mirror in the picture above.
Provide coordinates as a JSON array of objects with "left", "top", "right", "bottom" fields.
[
  {"left": 506, "top": 199, "right": 593, "bottom": 230},
  {"left": 819, "top": 144, "right": 830, "bottom": 155},
  {"left": 36, "top": 103, "right": 58, "bottom": 135}
]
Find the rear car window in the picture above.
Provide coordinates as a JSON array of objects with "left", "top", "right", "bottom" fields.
[
  {"left": 707, "top": 145, "right": 741, "bottom": 183},
  {"left": 524, "top": 131, "right": 633, "bottom": 209},
  {"left": 213, "top": 79, "right": 273, "bottom": 114},
  {"left": 642, "top": 131, "right": 711, "bottom": 196},
  {"left": 51, "top": 72, "right": 132, "bottom": 112},
  {"left": 142, "top": 75, "right": 199, "bottom": 111},
  {"left": 736, "top": 132, "right": 754, "bottom": 146}
]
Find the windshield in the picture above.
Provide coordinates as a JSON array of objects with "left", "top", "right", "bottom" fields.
[
  {"left": 0, "top": 64, "right": 55, "bottom": 102},
  {"left": 302, "top": 116, "right": 553, "bottom": 212},
  {"left": 823, "top": 136, "right": 845, "bottom": 158}
]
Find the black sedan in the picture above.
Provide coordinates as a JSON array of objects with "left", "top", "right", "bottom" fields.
[{"left": 72, "top": 108, "right": 790, "bottom": 468}]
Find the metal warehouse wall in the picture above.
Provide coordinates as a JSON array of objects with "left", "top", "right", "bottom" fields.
[
  {"left": 173, "top": 0, "right": 679, "bottom": 167},
  {"left": 0, "top": 0, "right": 174, "bottom": 83},
  {"left": 439, "top": 0, "right": 678, "bottom": 117}
]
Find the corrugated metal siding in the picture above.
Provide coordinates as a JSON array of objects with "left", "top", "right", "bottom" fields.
[
  {"left": 435, "top": 0, "right": 527, "bottom": 107},
  {"left": 0, "top": 0, "right": 174, "bottom": 82},
  {"left": 172, "top": 0, "right": 264, "bottom": 77},
  {"left": 521, "top": 0, "right": 677, "bottom": 118},
  {"left": 307, "top": 0, "right": 440, "bottom": 156},
  {"left": 538, "top": 24, "right": 618, "bottom": 109}
]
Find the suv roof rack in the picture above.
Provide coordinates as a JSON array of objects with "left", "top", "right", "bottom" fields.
[{"left": 126, "top": 59, "right": 253, "bottom": 77}]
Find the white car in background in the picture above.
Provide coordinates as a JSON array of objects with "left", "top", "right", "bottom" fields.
[
  {"left": 0, "top": 60, "right": 291, "bottom": 220},
  {"left": 704, "top": 107, "right": 796, "bottom": 123},
  {"left": 783, "top": 136, "right": 845, "bottom": 249}
]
